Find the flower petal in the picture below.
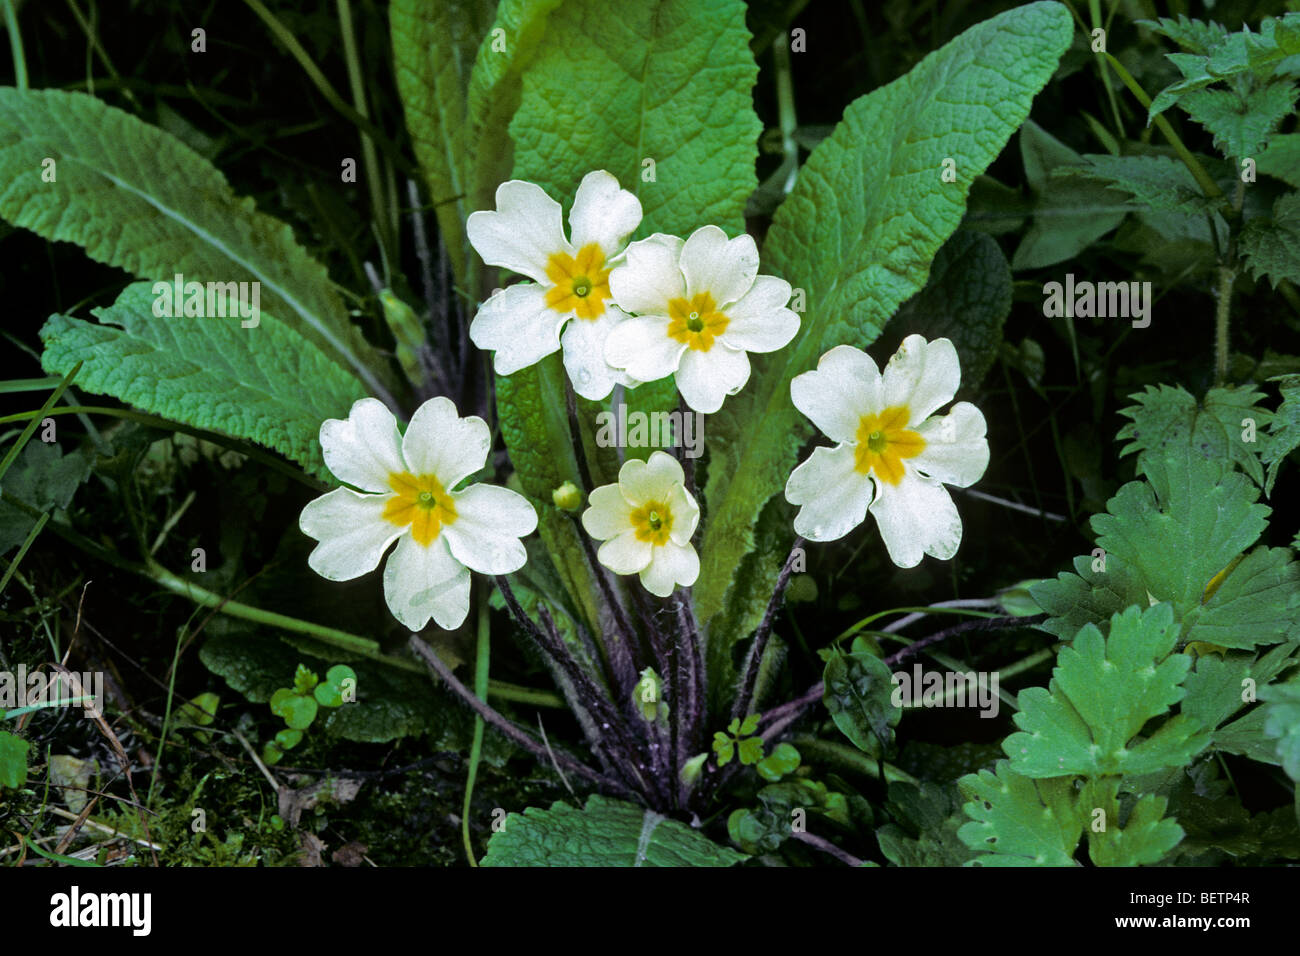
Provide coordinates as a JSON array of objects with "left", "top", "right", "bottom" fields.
[
  {"left": 619, "top": 450, "right": 684, "bottom": 506},
  {"left": 582, "top": 482, "right": 634, "bottom": 541},
  {"left": 680, "top": 225, "right": 758, "bottom": 307},
  {"left": 790, "top": 345, "right": 884, "bottom": 444},
  {"left": 470, "top": 282, "right": 567, "bottom": 376},
  {"left": 300, "top": 488, "right": 404, "bottom": 580},
  {"left": 604, "top": 313, "right": 685, "bottom": 382},
  {"left": 383, "top": 534, "right": 471, "bottom": 631},
  {"left": 912, "top": 402, "right": 989, "bottom": 488},
  {"left": 666, "top": 482, "right": 700, "bottom": 545},
  {"left": 640, "top": 541, "right": 699, "bottom": 597},
  {"left": 882, "top": 335, "right": 961, "bottom": 426},
  {"left": 785, "top": 443, "right": 874, "bottom": 542},
  {"left": 402, "top": 396, "right": 491, "bottom": 488},
  {"left": 568, "top": 170, "right": 642, "bottom": 257},
  {"left": 609, "top": 233, "right": 685, "bottom": 315},
  {"left": 676, "top": 345, "right": 749, "bottom": 414},
  {"left": 443, "top": 483, "right": 537, "bottom": 574},
  {"left": 561, "top": 306, "right": 637, "bottom": 400},
  {"left": 868, "top": 472, "right": 963, "bottom": 568},
  {"left": 597, "top": 528, "right": 654, "bottom": 575},
  {"left": 719, "top": 275, "right": 798, "bottom": 353},
  {"left": 319, "top": 397, "right": 406, "bottom": 493},
  {"left": 466, "top": 180, "right": 570, "bottom": 284}
]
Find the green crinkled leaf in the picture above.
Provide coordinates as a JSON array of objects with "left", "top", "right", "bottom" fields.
[
  {"left": 877, "top": 781, "right": 972, "bottom": 866},
  {"left": 891, "top": 231, "right": 1011, "bottom": 386},
  {"left": 822, "top": 637, "right": 900, "bottom": 757},
  {"left": 1116, "top": 383, "right": 1270, "bottom": 486},
  {"left": 390, "top": 0, "right": 496, "bottom": 286},
  {"left": 1081, "top": 778, "right": 1184, "bottom": 866},
  {"left": 1259, "top": 679, "right": 1300, "bottom": 780},
  {"left": 482, "top": 794, "right": 746, "bottom": 866},
  {"left": 1006, "top": 605, "right": 1209, "bottom": 778},
  {"left": 1178, "top": 82, "right": 1298, "bottom": 162},
  {"left": 1263, "top": 374, "right": 1300, "bottom": 494},
  {"left": 958, "top": 761, "right": 1080, "bottom": 866},
  {"left": 0, "top": 88, "right": 388, "bottom": 397},
  {"left": 0, "top": 441, "right": 92, "bottom": 554},
  {"left": 1010, "top": 121, "right": 1127, "bottom": 271},
  {"left": 1240, "top": 191, "right": 1300, "bottom": 288},
  {"left": 39, "top": 283, "right": 367, "bottom": 481},
  {"left": 698, "top": 1, "right": 1072, "bottom": 682}
]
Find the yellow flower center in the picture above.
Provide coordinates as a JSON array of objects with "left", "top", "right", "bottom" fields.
[
  {"left": 544, "top": 243, "right": 611, "bottom": 321},
  {"left": 667, "top": 292, "right": 728, "bottom": 351},
  {"left": 853, "top": 406, "right": 925, "bottom": 485},
  {"left": 630, "top": 500, "right": 673, "bottom": 546},
  {"left": 382, "top": 472, "right": 457, "bottom": 546}
]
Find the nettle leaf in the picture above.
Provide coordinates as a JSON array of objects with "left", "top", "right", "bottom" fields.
[
  {"left": 698, "top": 1, "right": 1072, "bottom": 681},
  {"left": 891, "top": 230, "right": 1011, "bottom": 386},
  {"left": 877, "top": 781, "right": 973, "bottom": 867},
  {"left": 1259, "top": 679, "right": 1300, "bottom": 780},
  {"left": 1032, "top": 449, "right": 1300, "bottom": 649},
  {"left": 1116, "top": 383, "right": 1269, "bottom": 486},
  {"left": 482, "top": 795, "right": 746, "bottom": 867},
  {"left": 0, "top": 441, "right": 92, "bottom": 554},
  {"left": 1066, "top": 154, "right": 1217, "bottom": 214},
  {"left": 0, "top": 88, "right": 389, "bottom": 399},
  {"left": 1138, "top": 16, "right": 1229, "bottom": 56},
  {"left": 390, "top": 0, "right": 496, "bottom": 286},
  {"left": 1240, "top": 192, "right": 1300, "bottom": 288},
  {"left": 958, "top": 762, "right": 1080, "bottom": 866},
  {"left": 822, "top": 637, "right": 900, "bottom": 757},
  {"left": 1263, "top": 374, "right": 1300, "bottom": 494},
  {"left": 40, "top": 283, "right": 367, "bottom": 480},
  {"left": 1010, "top": 121, "right": 1127, "bottom": 271},
  {"left": 1080, "top": 778, "right": 1183, "bottom": 867},
  {"left": 1259, "top": 134, "right": 1300, "bottom": 188},
  {"left": 1178, "top": 82, "right": 1298, "bottom": 162},
  {"left": 1005, "top": 605, "right": 1209, "bottom": 778}
]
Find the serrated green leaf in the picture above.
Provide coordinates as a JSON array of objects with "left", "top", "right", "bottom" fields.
[
  {"left": 697, "top": 2, "right": 1072, "bottom": 683},
  {"left": 482, "top": 795, "right": 746, "bottom": 866},
  {"left": 1182, "top": 644, "right": 1296, "bottom": 734},
  {"left": 1138, "top": 16, "right": 1229, "bottom": 55},
  {"left": 958, "top": 762, "right": 1080, "bottom": 866},
  {"left": 0, "top": 88, "right": 389, "bottom": 398},
  {"left": 877, "top": 781, "right": 973, "bottom": 866},
  {"left": 1179, "top": 82, "right": 1297, "bottom": 162},
  {"left": 1066, "top": 154, "right": 1218, "bottom": 214},
  {"left": 39, "top": 283, "right": 366, "bottom": 481},
  {"left": 1081, "top": 778, "right": 1183, "bottom": 866},
  {"left": 0, "top": 730, "right": 30, "bottom": 789},
  {"left": 1259, "top": 679, "right": 1300, "bottom": 780},
  {"left": 1006, "top": 605, "right": 1209, "bottom": 777},
  {"left": 1263, "top": 374, "right": 1300, "bottom": 494},
  {"left": 1240, "top": 192, "right": 1300, "bottom": 288},
  {"left": 891, "top": 231, "right": 1011, "bottom": 386},
  {"left": 0, "top": 441, "right": 92, "bottom": 554},
  {"left": 1117, "top": 383, "right": 1269, "bottom": 486},
  {"left": 1258, "top": 134, "right": 1300, "bottom": 188}
]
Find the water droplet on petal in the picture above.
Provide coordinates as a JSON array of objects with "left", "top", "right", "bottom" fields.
[{"left": 578, "top": 368, "right": 592, "bottom": 385}]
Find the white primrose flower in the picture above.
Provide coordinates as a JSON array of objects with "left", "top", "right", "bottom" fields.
[
  {"left": 581, "top": 451, "right": 701, "bottom": 598},
  {"left": 784, "top": 336, "right": 989, "bottom": 568},
  {"left": 605, "top": 225, "right": 799, "bottom": 414},
  {"left": 466, "top": 169, "right": 643, "bottom": 400},
  {"left": 300, "top": 397, "right": 538, "bottom": 631}
]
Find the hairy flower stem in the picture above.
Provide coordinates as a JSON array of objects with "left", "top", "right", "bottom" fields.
[
  {"left": 409, "top": 634, "right": 633, "bottom": 798},
  {"left": 673, "top": 594, "right": 708, "bottom": 806},
  {"left": 676, "top": 395, "right": 697, "bottom": 496},
  {"left": 571, "top": 518, "right": 642, "bottom": 691},
  {"left": 628, "top": 583, "right": 681, "bottom": 805},
  {"left": 731, "top": 536, "right": 805, "bottom": 722}
]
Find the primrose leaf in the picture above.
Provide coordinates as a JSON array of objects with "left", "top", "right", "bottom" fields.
[
  {"left": 958, "top": 761, "right": 1081, "bottom": 866},
  {"left": 40, "top": 283, "right": 367, "bottom": 481},
  {"left": 482, "top": 795, "right": 746, "bottom": 867},
  {"left": 698, "top": 1, "right": 1072, "bottom": 685},
  {"left": 0, "top": 88, "right": 388, "bottom": 395},
  {"left": 1005, "top": 605, "right": 1210, "bottom": 778}
]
